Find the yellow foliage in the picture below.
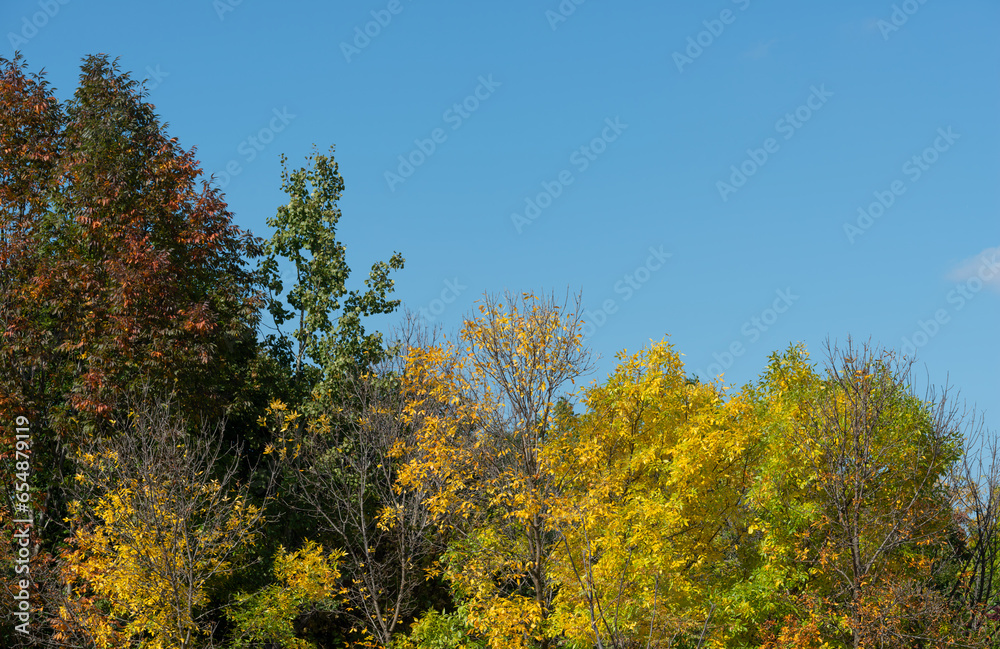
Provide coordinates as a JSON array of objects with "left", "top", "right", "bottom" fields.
[
  {"left": 59, "top": 460, "right": 261, "bottom": 648},
  {"left": 397, "top": 292, "right": 588, "bottom": 649},
  {"left": 545, "top": 340, "right": 752, "bottom": 647}
]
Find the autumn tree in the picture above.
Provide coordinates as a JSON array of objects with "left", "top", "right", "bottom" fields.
[
  {"left": 32, "top": 53, "right": 261, "bottom": 427},
  {"left": 539, "top": 338, "right": 997, "bottom": 648},
  {"left": 397, "top": 291, "right": 591, "bottom": 649},
  {"left": 54, "top": 393, "right": 271, "bottom": 648},
  {"left": 0, "top": 53, "right": 63, "bottom": 420},
  {"left": 272, "top": 315, "right": 444, "bottom": 646},
  {"left": 796, "top": 341, "right": 962, "bottom": 646},
  {"left": 0, "top": 52, "right": 64, "bottom": 648},
  {"left": 0, "top": 53, "right": 265, "bottom": 555},
  {"left": 725, "top": 340, "right": 998, "bottom": 648},
  {"left": 543, "top": 341, "right": 757, "bottom": 649}
]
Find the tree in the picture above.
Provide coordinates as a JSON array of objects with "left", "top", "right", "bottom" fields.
[
  {"left": 0, "top": 54, "right": 63, "bottom": 407},
  {"left": 226, "top": 540, "right": 342, "bottom": 649},
  {"left": 733, "top": 340, "right": 993, "bottom": 648},
  {"left": 721, "top": 343, "right": 831, "bottom": 646},
  {"left": 261, "top": 146, "right": 404, "bottom": 399},
  {"left": 0, "top": 52, "right": 64, "bottom": 648},
  {"left": 253, "top": 146, "right": 413, "bottom": 635},
  {"left": 947, "top": 410, "right": 1000, "bottom": 640},
  {"left": 40, "top": 53, "right": 262, "bottom": 427},
  {"left": 1, "top": 53, "right": 413, "bottom": 648},
  {"left": 544, "top": 341, "right": 757, "bottom": 649},
  {"left": 54, "top": 394, "right": 271, "bottom": 648},
  {"left": 0, "top": 53, "right": 265, "bottom": 552},
  {"left": 800, "top": 341, "right": 962, "bottom": 647},
  {"left": 273, "top": 316, "right": 443, "bottom": 647},
  {"left": 397, "top": 291, "right": 591, "bottom": 649}
]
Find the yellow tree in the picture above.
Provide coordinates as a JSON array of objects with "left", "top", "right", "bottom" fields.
[
  {"left": 543, "top": 340, "right": 760, "bottom": 649},
  {"left": 55, "top": 395, "right": 269, "bottom": 649},
  {"left": 397, "top": 291, "right": 590, "bottom": 649}
]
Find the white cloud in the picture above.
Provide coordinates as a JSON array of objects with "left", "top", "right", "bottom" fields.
[{"left": 947, "top": 246, "right": 1000, "bottom": 291}]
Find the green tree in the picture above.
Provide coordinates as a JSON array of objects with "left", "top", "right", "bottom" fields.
[
  {"left": 803, "top": 341, "right": 963, "bottom": 647},
  {"left": 733, "top": 341, "right": 986, "bottom": 648},
  {"left": 227, "top": 540, "right": 342, "bottom": 649},
  {"left": 261, "top": 146, "right": 404, "bottom": 402},
  {"left": 256, "top": 146, "right": 410, "bottom": 642}
]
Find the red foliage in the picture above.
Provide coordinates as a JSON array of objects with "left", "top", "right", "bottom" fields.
[{"left": 0, "top": 53, "right": 263, "bottom": 442}]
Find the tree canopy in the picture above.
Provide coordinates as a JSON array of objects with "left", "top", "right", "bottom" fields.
[{"left": 1, "top": 52, "right": 998, "bottom": 649}]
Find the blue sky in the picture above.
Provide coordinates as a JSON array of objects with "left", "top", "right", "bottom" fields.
[{"left": 5, "top": 0, "right": 998, "bottom": 432}]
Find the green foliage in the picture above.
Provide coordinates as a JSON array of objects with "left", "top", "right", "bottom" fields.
[
  {"left": 227, "top": 540, "right": 342, "bottom": 649},
  {"left": 261, "top": 146, "right": 404, "bottom": 395},
  {"left": 392, "top": 607, "right": 486, "bottom": 649}
]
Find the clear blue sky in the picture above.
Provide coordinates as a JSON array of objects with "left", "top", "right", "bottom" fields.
[{"left": 5, "top": 0, "right": 998, "bottom": 432}]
